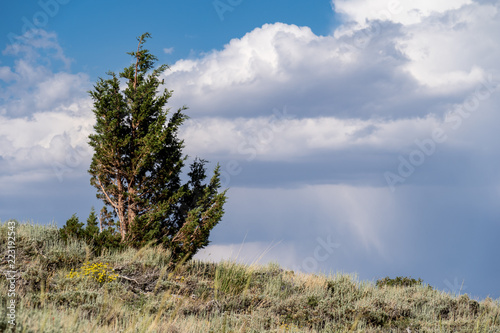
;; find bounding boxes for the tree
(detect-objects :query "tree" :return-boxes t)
[88,33,227,262]
[59,210,122,255]
[60,214,84,243]
[85,207,100,242]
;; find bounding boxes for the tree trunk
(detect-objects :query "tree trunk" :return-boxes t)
[116,177,127,241]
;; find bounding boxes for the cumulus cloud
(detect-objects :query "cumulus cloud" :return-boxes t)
[2,3,498,200]
[0,66,18,82]
[180,114,444,163]
[3,29,72,68]
[0,30,89,118]
[163,5,500,131]
[333,0,473,26]
[0,30,94,188]
[333,0,500,90]
[395,3,500,90]
[163,22,422,120]
[160,0,500,195]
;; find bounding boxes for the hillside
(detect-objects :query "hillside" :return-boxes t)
[1,221,499,332]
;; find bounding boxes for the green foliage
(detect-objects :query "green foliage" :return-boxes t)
[87,33,227,262]
[214,261,252,298]
[84,207,100,242]
[59,214,84,243]
[164,161,228,262]
[307,295,319,308]
[375,276,424,288]
[91,229,123,255]
[59,210,122,255]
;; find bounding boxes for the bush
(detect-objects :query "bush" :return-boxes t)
[59,209,123,255]
[375,276,423,288]
[60,214,84,243]
[66,262,119,284]
[214,261,252,298]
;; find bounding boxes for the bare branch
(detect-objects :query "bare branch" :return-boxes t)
[118,275,140,284]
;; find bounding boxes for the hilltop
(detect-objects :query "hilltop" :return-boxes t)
[1,221,499,332]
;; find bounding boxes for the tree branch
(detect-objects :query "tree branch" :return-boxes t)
[118,274,140,284]
[97,178,119,210]
[134,35,145,90]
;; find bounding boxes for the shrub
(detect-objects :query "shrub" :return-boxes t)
[375,276,423,288]
[214,261,252,298]
[66,262,119,284]
[60,214,84,243]
[60,210,123,255]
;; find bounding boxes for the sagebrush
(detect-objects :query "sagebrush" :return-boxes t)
[1,221,499,333]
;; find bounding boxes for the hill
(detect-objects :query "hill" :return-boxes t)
[1,221,499,332]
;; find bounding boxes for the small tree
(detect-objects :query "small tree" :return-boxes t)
[60,210,122,255]
[85,207,100,242]
[60,214,84,243]
[88,33,227,262]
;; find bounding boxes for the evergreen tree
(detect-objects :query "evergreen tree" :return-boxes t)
[85,207,100,242]
[60,214,84,243]
[88,33,227,261]
[59,210,122,254]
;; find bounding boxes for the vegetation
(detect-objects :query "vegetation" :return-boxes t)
[59,210,124,256]
[375,276,424,289]
[87,33,227,262]
[66,262,119,284]
[1,221,499,332]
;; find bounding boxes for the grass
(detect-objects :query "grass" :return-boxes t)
[1,220,499,332]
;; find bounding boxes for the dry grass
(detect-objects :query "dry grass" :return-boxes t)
[1,221,499,332]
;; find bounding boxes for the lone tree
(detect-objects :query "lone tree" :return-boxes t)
[88,33,227,262]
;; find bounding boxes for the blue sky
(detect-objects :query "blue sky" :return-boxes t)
[1,0,500,300]
[1,0,335,80]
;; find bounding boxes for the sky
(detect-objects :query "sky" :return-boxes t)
[1,0,499,299]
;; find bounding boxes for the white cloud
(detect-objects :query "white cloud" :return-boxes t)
[3,2,499,191]
[0,66,18,82]
[0,30,94,185]
[3,29,72,68]
[158,1,500,189]
[166,23,317,89]
[332,1,500,89]
[1,58,90,117]
[0,110,94,183]
[180,115,444,162]
[163,47,174,54]
[395,3,500,89]
[34,72,90,110]
[164,23,389,118]
[163,8,500,124]
[194,241,290,266]
[333,0,473,26]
